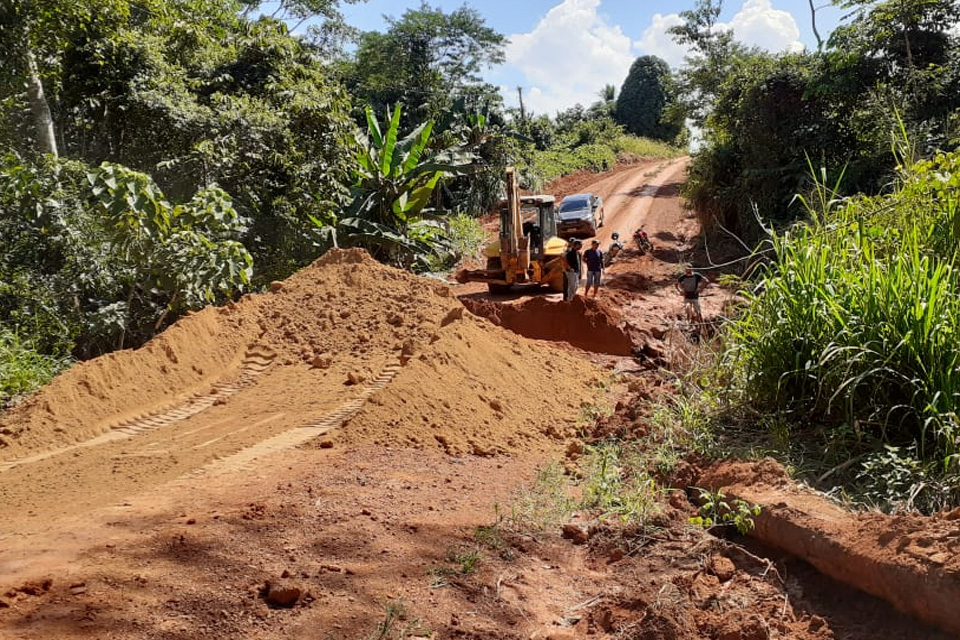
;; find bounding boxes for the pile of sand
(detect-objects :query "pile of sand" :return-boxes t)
[333,309,604,456]
[0,249,604,461]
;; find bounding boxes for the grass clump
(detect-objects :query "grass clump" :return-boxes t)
[504,462,576,532]
[718,151,960,511]
[580,442,661,526]
[0,328,71,407]
[363,600,430,640]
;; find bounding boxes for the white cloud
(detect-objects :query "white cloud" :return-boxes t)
[636,13,688,68]
[505,0,635,115]
[635,0,803,67]
[729,0,803,53]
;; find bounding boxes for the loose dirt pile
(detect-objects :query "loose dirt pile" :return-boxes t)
[460,296,636,356]
[333,308,605,456]
[0,249,603,463]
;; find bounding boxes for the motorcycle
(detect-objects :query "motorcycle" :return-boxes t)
[634,228,653,255]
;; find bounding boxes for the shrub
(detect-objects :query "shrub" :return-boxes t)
[0,329,71,406]
[721,151,960,477]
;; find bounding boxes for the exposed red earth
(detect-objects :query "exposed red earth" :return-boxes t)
[0,160,956,640]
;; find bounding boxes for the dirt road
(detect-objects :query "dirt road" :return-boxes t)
[0,161,953,640]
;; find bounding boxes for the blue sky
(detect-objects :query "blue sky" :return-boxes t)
[332,0,848,115]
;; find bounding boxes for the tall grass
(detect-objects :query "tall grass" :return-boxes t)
[0,328,71,406]
[611,135,684,160]
[722,151,960,470]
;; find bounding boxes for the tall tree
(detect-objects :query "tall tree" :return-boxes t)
[615,56,680,141]
[343,2,506,126]
[238,0,364,54]
[667,0,749,126]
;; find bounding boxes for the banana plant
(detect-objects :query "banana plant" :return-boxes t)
[324,103,475,269]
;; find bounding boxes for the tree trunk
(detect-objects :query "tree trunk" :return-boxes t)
[24,44,58,158]
[807,0,823,50]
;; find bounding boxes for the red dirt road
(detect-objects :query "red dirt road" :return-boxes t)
[0,161,955,640]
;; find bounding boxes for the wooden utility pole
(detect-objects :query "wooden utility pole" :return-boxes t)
[516,86,526,126]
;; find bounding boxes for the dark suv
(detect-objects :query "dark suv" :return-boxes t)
[556,193,604,239]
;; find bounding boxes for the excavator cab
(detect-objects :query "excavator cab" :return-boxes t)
[455,168,567,293]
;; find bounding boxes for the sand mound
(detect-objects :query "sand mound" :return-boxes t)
[334,310,604,455]
[0,249,603,462]
[0,306,259,459]
[461,296,635,356]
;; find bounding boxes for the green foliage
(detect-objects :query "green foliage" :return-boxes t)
[343,3,506,127]
[0,329,71,406]
[519,108,680,189]
[615,55,681,141]
[719,151,960,502]
[425,213,486,271]
[612,136,685,161]
[327,104,475,270]
[0,153,251,358]
[689,488,761,534]
[504,462,576,533]
[580,443,661,525]
[429,548,482,588]
[676,0,960,241]
[89,163,253,308]
[530,144,617,185]
[2,1,356,284]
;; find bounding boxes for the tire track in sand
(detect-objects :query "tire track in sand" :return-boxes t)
[0,346,277,473]
[181,361,402,478]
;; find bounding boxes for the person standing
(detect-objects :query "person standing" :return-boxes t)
[563,239,583,301]
[583,239,604,297]
[675,264,709,324]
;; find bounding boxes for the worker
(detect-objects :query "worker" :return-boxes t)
[604,232,623,267]
[563,239,583,302]
[583,239,604,297]
[675,264,709,324]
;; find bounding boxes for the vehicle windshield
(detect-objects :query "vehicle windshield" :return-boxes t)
[558,197,590,219]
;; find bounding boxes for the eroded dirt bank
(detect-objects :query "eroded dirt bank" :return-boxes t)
[460,295,636,356]
[701,459,960,636]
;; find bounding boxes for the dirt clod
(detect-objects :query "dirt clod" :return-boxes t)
[710,555,736,582]
[261,581,301,608]
[561,523,590,545]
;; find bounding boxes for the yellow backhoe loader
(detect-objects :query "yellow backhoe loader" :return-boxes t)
[455,167,568,293]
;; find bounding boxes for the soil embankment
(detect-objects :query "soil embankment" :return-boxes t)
[460,295,635,356]
[701,459,960,636]
[0,249,604,541]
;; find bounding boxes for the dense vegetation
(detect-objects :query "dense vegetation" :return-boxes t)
[661,0,960,511]
[711,150,960,512]
[614,55,680,142]
[0,0,677,402]
[672,0,960,238]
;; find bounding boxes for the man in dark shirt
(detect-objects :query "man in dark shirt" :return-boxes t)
[583,239,604,297]
[675,264,709,323]
[563,239,582,302]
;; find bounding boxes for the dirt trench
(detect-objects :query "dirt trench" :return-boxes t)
[460,295,636,356]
